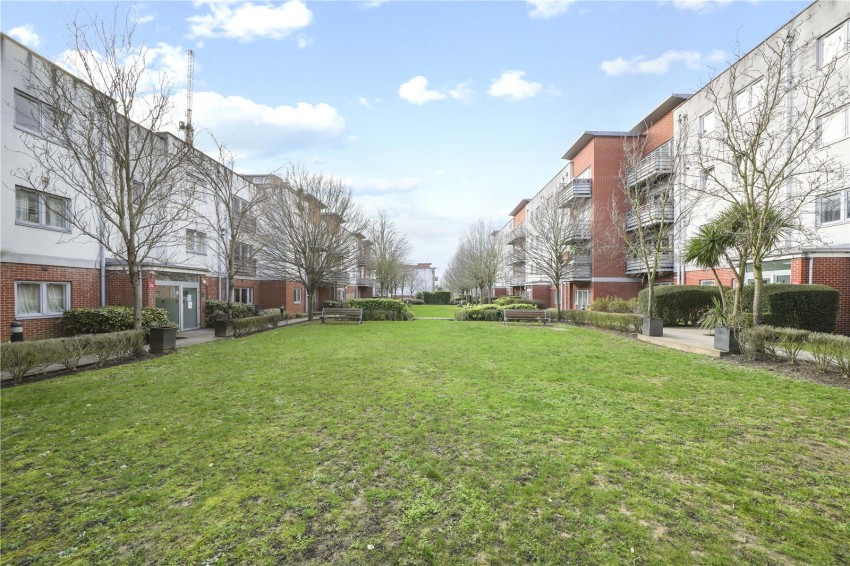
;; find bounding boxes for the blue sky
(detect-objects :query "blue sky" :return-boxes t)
[2,0,810,276]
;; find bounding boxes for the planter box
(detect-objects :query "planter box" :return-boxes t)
[149,326,178,354]
[214,320,234,337]
[641,317,663,337]
[714,326,740,353]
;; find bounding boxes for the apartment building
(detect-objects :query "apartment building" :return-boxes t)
[674,0,850,333]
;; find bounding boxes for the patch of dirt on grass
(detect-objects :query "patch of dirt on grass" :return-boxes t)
[722,356,850,390]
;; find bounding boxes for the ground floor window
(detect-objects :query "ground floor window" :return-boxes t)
[294,287,302,304]
[699,280,715,286]
[234,287,253,304]
[15,281,70,317]
[575,289,590,310]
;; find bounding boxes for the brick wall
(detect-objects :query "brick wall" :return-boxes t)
[1,262,101,340]
[811,257,850,335]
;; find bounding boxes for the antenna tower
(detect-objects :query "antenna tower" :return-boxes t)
[180,49,195,146]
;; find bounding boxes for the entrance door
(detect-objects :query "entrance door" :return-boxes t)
[155,285,180,327]
[182,287,199,330]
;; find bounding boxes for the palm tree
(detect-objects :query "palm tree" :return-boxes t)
[684,221,734,312]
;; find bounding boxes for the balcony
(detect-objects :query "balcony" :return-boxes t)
[506,225,526,244]
[356,277,377,287]
[566,221,591,242]
[563,255,591,281]
[506,274,526,287]
[236,259,257,277]
[625,141,672,188]
[625,203,674,231]
[357,251,372,266]
[625,253,674,275]
[558,178,592,208]
[509,248,526,265]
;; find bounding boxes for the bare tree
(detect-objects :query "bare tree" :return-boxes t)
[611,131,690,318]
[459,220,504,302]
[367,210,410,297]
[11,9,194,329]
[258,164,365,320]
[403,266,425,298]
[688,14,848,323]
[188,135,271,318]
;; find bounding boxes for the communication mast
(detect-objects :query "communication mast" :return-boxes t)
[179,49,195,147]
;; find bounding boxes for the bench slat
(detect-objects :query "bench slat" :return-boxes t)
[503,309,549,325]
[320,308,363,324]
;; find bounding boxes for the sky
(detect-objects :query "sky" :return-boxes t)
[2,0,811,279]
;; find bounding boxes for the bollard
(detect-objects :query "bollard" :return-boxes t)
[10,320,24,342]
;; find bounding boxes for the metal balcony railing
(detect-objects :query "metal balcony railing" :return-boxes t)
[506,225,526,244]
[509,248,527,265]
[625,253,674,275]
[566,221,591,242]
[235,259,257,277]
[625,141,672,187]
[625,203,674,231]
[563,255,591,281]
[356,277,376,287]
[558,178,592,208]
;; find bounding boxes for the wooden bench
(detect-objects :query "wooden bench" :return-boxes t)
[320,308,363,324]
[503,309,550,325]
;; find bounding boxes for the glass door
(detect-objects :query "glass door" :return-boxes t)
[182,287,199,330]
[155,285,180,327]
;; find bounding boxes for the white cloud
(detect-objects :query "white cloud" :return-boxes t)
[137,15,156,25]
[448,80,474,102]
[296,34,312,48]
[488,70,543,100]
[398,76,446,105]
[188,0,313,42]
[9,24,40,48]
[361,0,390,7]
[358,97,371,108]
[600,49,726,76]
[344,176,423,195]
[527,0,577,19]
[669,0,736,15]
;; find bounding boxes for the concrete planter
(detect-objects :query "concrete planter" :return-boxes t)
[714,326,740,353]
[149,326,178,354]
[641,317,663,337]
[214,320,234,337]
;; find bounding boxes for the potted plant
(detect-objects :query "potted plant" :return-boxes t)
[149,324,178,354]
[641,317,663,337]
[699,297,740,353]
[213,311,234,337]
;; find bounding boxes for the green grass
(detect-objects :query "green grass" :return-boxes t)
[2,321,849,564]
[408,304,457,317]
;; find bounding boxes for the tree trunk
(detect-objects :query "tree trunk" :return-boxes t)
[645,280,655,318]
[710,266,727,312]
[555,284,562,321]
[752,262,764,325]
[307,288,314,321]
[129,265,143,330]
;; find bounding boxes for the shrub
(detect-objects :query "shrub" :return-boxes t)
[420,291,451,305]
[347,298,410,315]
[363,310,414,321]
[204,301,256,326]
[738,326,777,361]
[776,327,810,365]
[406,298,425,305]
[233,314,284,337]
[728,284,839,333]
[637,286,721,326]
[807,333,850,377]
[546,309,642,333]
[62,307,171,335]
[0,330,145,383]
[588,296,637,314]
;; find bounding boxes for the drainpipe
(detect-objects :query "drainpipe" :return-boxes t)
[99,243,106,306]
[808,255,813,285]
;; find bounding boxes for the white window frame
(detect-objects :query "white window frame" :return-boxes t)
[817,189,849,226]
[15,186,71,232]
[816,106,849,149]
[734,79,762,116]
[574,289,590,311]
[818,20,850,68]
[14,89,48,136]
[234,287,253,304]
[186,229,206,255]
[294,287,302,304]
[699,280,715,286]
[699,111,715,136]
[14,281,71,318]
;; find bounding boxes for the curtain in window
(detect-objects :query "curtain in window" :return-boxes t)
[16,284,40,314]
[16,191,39,223]
[46,284,67,313]
[45,196,68,228]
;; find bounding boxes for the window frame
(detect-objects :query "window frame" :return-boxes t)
[699,110,715,136]
[186,229,206,255]
[818,20,850,68]
[14,89,47,136]
[574,289,590,311]
[294,287,302,304]
[817,189,849,226]
[699,280,715,286]
[816,105,849,149]
[733,79,762,117]
[234,287,253,304]
[15,186,71,232]
[14,281,71,319]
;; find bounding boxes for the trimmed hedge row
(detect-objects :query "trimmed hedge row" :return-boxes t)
[418,291,451,305]
[637,286,721,326]
[493,296,546,309]
[204,300,257,326]
[1,330,145,384]
[62,307,171,335]
[233,313,286,337]
[546,309,643,333]
[729,284,839,333]
[455,304,538,321]
[588,296,638,314]
[738,325,849,377]
[347,298,410,314]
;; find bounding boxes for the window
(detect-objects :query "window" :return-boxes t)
[817,190,850,225]
[15,187,70,231]
[234,242,252,262]
[234,288,253,304]
[294,287,302,304]
[574,289,590,311]
[818,20,849,67]
[817,106,849,148]
[700,167,714,191]
[15,281,70,317]
[699,280,715,286]
[734,80,762,116]
[14,89,48,135]
[186,229,206,254]
[699,111,715,136]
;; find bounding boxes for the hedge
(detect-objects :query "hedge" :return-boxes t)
[588,296,638,314]
[727,284,839,333]
[738,325,849,377]
[347,298,410,314]
[62,307,171,335]
[1,330,145,384]
[493,296,545,309]
[637,286,721,326]
[204,300,257,326]
[420,291,452,305]
[455,303,538,321]
[233,313,285,337]
[545,309,643,333]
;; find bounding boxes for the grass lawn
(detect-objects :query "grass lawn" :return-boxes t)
[2,321,849,563]
[408,304,457,317]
